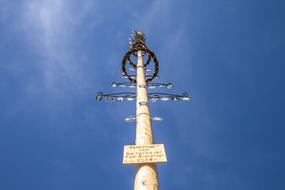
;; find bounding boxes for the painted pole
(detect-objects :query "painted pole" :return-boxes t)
[134,50,159,190]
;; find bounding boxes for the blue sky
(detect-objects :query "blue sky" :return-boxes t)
[0,0,284,189]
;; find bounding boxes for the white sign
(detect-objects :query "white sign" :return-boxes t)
[123,144,167,164]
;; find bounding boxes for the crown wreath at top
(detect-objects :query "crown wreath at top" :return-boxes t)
[121,32,159,84]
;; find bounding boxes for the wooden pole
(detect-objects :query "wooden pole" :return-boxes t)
[134,50,159,190]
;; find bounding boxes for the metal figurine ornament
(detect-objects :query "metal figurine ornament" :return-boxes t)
[96,31,190,190]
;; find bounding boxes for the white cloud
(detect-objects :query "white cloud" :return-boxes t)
[21,0,99,94]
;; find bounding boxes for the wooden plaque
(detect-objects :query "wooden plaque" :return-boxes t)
[123,144,167,164]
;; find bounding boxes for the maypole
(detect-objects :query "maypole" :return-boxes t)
[96,31,190,190]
